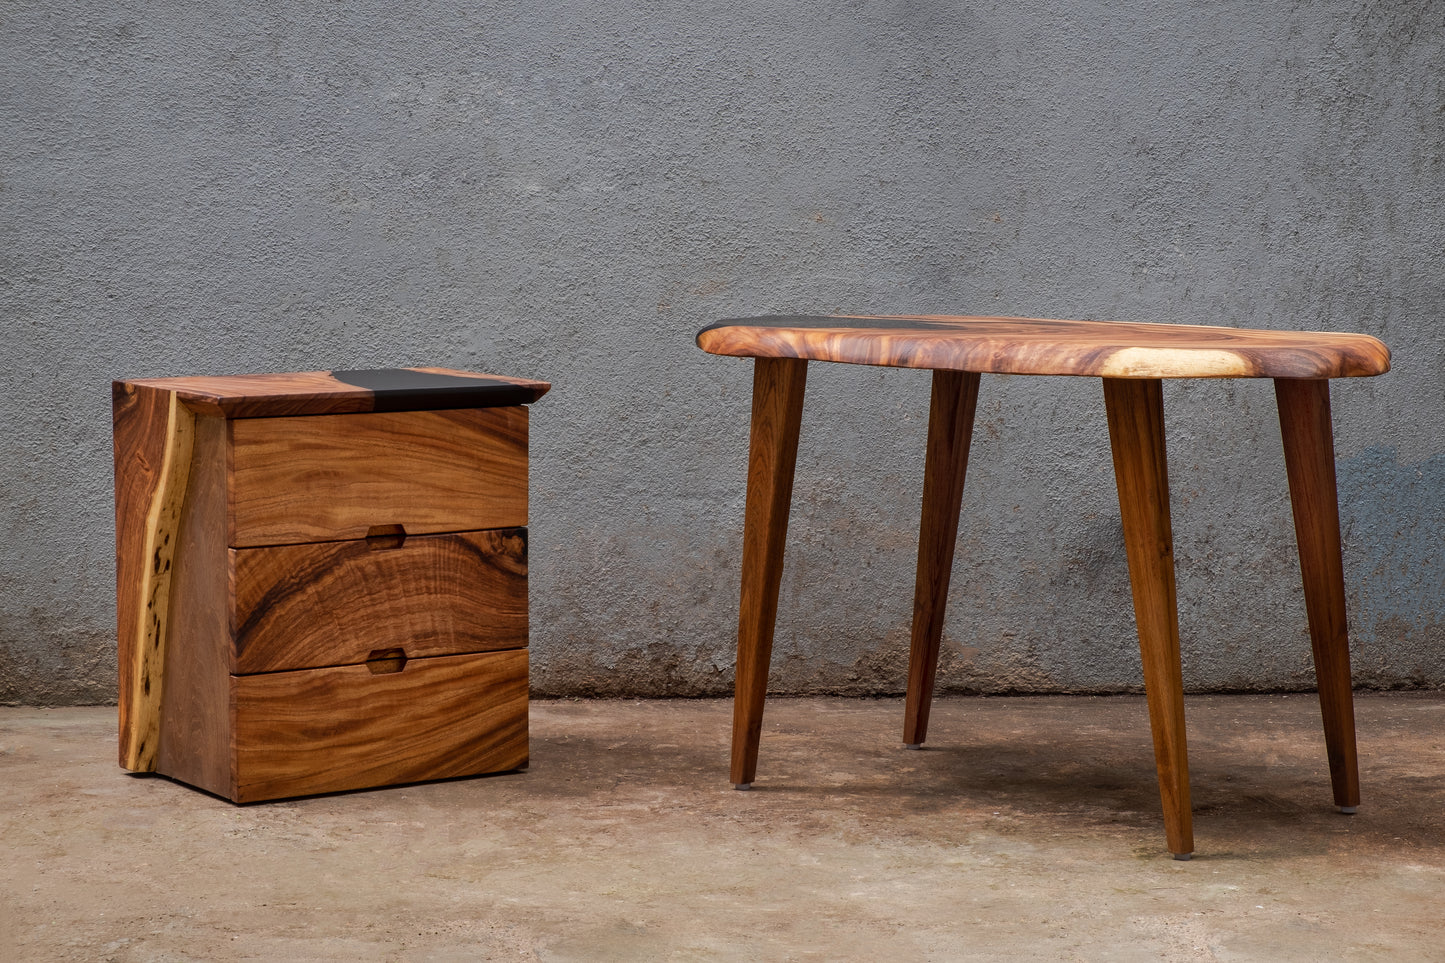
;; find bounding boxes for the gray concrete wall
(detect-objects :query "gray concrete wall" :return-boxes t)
[2,1,1441,705]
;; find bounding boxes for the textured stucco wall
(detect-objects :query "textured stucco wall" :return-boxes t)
[2,2,1441,705]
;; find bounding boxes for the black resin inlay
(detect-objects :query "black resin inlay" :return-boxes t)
[696,314,969,339]
[330,368,544,411]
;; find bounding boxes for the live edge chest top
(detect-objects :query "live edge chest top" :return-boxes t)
[114,367,549,802]
[696,315,1390,858]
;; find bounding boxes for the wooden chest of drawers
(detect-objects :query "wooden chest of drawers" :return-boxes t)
[113,367,549,802]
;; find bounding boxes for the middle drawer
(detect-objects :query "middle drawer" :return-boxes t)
[230,528,528,674]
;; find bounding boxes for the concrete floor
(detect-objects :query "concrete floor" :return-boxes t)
[2,694,1442,962]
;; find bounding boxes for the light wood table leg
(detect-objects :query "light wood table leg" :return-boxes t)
[903,370,981,747]
[730,357,808,788]
[1104,377,1194,858]
[1275,377,1360,811]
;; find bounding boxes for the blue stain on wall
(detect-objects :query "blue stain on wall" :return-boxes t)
[1337,448,1444,686]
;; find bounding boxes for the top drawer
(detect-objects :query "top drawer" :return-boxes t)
[228,407,528,547]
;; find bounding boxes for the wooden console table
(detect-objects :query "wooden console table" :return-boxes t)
[696,315,1390,858]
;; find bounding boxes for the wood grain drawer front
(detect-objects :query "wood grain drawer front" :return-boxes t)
[231,529,528,674]
[232,649,528,802]
[229,407,528,547]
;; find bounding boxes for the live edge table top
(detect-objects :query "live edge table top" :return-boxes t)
[696,315,1390,380]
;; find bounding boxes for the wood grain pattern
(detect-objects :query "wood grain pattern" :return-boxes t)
[229,407,528,546]
[114,381,169,770]
[232,649,529,802]
[698,315,1391,380]
[113,384,196,771]
[731,357,808,787]
[1276,378,1361,809]
[153,414,234,794]
[123,367,550,419]
[115,367,537,802]
[1104,377,1193,857]
[903,370,981,747]
[231,529,528,673]
[702,318,1384,853]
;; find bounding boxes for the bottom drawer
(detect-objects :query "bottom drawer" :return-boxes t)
[232,648,528,802]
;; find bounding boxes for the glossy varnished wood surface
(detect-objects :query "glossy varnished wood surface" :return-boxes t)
[731,357,808,788]
[703,314,1385,854]
[1276,378,1360,809]
[113,382,196,771]
[122,367,551,418]
[153,414,233,794]
[1104,378,1193,857]
[232,649,529,802]
[228,407,528,546]
[114,368,538,802]
[698,315,1391,379]
[231,529,529,674]
[903,370,981,747]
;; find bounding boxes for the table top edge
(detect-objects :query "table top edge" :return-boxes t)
[695,315,1391,379]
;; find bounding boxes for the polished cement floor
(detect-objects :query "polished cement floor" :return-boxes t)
[2,693,1442,961]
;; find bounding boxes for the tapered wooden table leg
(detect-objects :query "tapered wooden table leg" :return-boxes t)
[903,370,981,747]
[1104,377,1193,858]
[730,357,808,788]
[1275,378,1360,811]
